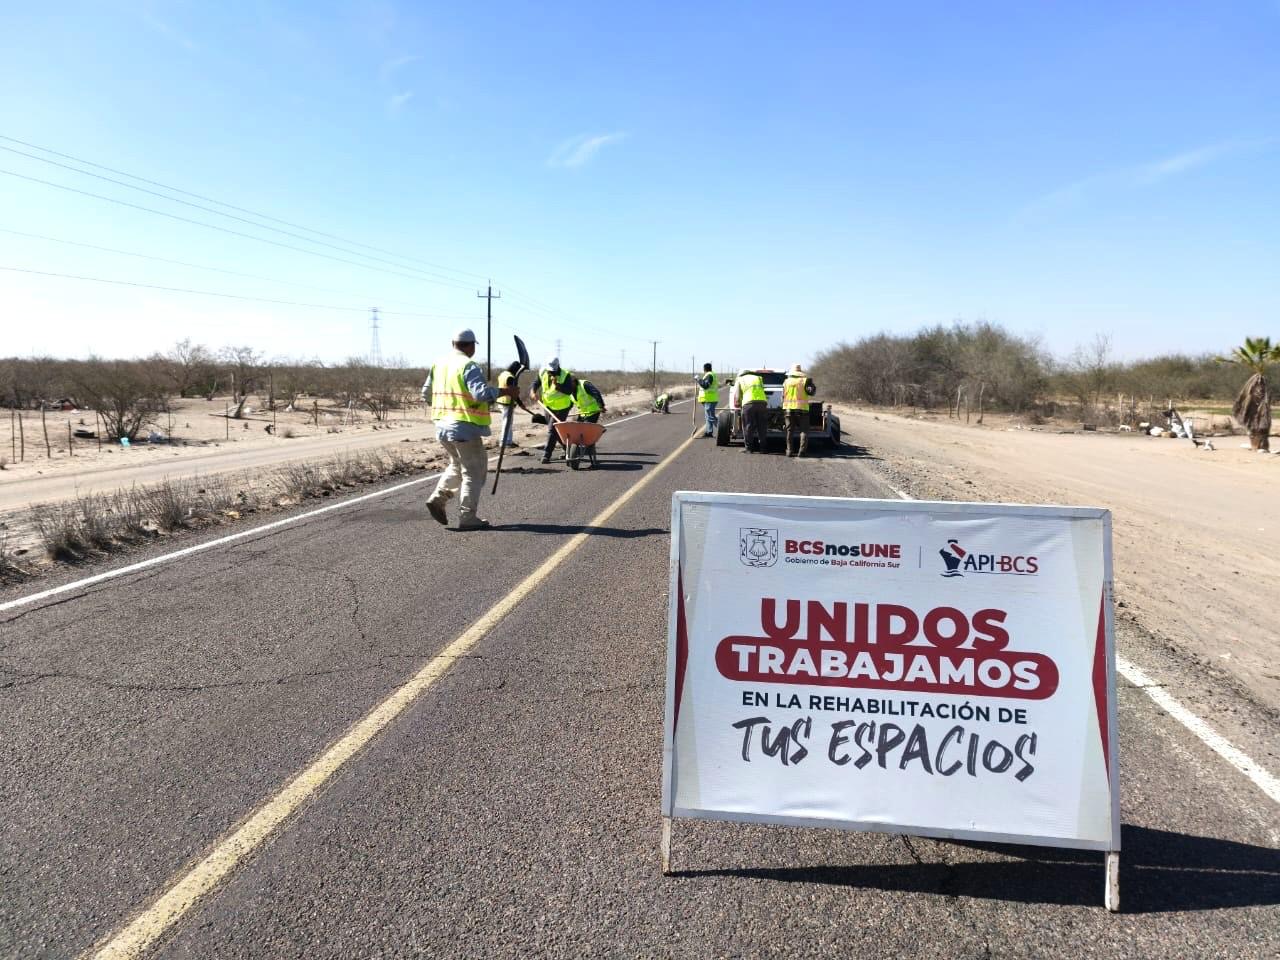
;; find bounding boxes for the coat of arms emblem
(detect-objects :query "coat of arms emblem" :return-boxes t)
[739,528,779,568]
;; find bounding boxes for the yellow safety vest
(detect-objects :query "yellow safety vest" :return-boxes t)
[576,382,602,418]
[497,370,515,406]
[430,353,491,427]
[541,369,574,411]
[738,373,767,404]
[783,374,809,411]
[698,372,719,404]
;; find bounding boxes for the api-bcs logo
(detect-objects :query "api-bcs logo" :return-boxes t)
[939,539,1038,578]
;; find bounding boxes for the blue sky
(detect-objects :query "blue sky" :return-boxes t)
[1,1,1277,372]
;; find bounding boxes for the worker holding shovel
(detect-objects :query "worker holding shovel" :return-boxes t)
[421,328,520,531]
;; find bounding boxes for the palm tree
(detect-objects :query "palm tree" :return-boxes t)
[1217,337,1280,452]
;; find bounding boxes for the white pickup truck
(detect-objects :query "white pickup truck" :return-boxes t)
[715,369,841,449]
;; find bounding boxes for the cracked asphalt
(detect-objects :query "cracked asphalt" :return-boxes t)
[2,410,1279,958]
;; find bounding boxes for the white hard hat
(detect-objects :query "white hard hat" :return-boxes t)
[545,357,561,371]
[453,328,477,344]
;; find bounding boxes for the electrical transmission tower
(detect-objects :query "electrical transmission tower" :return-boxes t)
[368,307,382,367]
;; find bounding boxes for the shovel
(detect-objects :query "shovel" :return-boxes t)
[491,334,531,495]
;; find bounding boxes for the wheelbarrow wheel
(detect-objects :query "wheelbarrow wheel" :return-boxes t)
[567,443,582,470]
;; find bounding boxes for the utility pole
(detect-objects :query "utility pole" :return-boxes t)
[555,338,562,361]
[477,283,500,379]
[368,308,382,367]
[649,340,660,398]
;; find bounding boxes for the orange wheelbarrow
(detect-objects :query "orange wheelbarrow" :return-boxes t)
[554,420,606,470]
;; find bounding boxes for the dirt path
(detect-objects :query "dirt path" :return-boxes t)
[843,406,1280,712]
[0,388,661,515]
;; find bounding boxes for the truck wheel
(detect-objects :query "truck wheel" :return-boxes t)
[716,414,732,446]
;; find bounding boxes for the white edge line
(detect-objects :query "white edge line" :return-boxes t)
[883,477,1280,806]
[0,406,667,616]
[1116,657,1280,804]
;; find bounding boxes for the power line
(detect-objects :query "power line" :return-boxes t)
[0,264,468,317]
[1,135,643,350]
[0,134,492,285]
[0,226,475,316]
[0,167,477,292]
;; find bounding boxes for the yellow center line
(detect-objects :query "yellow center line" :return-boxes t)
[88,433,696,960]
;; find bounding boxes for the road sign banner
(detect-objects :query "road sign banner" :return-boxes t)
[663,492,1119,857]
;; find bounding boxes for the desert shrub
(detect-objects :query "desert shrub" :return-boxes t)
[812,321,1049,411]
[31,502,93,562]
[139,479,195,532]
[0,533,28,582]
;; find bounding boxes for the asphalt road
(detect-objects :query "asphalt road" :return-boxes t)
[2,409,1278,958]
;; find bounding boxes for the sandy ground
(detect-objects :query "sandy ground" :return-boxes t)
[841,405,1280,712]
[0,389,665,511]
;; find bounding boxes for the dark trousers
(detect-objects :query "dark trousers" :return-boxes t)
[543,406,570,458]
[742,401,769,451]
[577,412,600,424]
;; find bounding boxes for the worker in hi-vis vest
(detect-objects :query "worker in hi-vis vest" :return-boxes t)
[736,369,768,453]
[574,379,606,423]
[421,328,519,530]
[782,363,816,457]
[532,357,578,464]
[695,362,719,437]
[496,360,521,447]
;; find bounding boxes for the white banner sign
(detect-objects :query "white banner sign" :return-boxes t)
[662,492,1119,852]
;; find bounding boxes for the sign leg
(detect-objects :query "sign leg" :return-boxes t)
[661,817,673,876]
[1104,851,1120,912]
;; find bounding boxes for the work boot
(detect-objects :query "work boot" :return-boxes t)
[457,517,492,531]
[426,497,448,526]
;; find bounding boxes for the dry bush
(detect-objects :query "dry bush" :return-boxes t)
[31,501,94,562]
[326,455,359,488]
[134,479,194,532]
[19,444,440,575]
[382,448,414,473]
[109,488,155,541]
[278,461,332,499]
[0,532,28,582]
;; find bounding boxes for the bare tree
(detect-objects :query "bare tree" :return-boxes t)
[73,358,166,441]
[159,339,216,398]
[220,346,263,418]
[1067,333,1115,411]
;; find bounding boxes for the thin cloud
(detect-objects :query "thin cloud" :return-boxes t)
[1017,138,1274,218]
[387,91,414,114]
[141,13,195,50]
[548,132,628,169]
[1138,141,1250,183]
[379,54,421,84]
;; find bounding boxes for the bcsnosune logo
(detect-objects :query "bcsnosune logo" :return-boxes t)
[739,528,779,567]
[938,538,1039,577]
